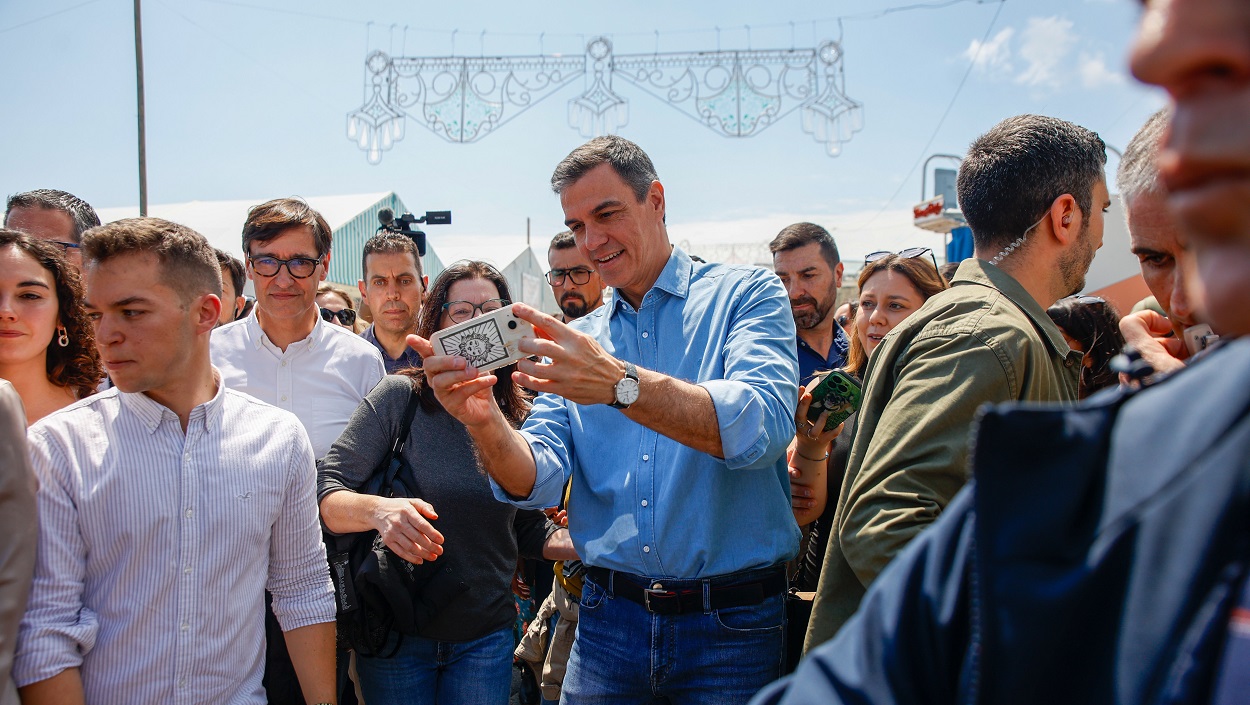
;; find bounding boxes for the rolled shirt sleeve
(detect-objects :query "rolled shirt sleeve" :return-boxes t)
[700,269,799,470]
[268,427,336,632]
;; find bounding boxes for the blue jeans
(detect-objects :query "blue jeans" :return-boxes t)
[561,567,786,705]
[355,626,514,705]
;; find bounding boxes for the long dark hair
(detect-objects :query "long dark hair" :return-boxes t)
[0,230,103,398]
[844,253,948,378]
[1047,295,1125,398]
[400,260,530,427]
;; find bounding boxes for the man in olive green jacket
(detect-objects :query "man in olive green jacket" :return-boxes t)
[805,114,1110,650]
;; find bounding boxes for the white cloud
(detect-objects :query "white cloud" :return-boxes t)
[964,27,1015,76]
[1015,16,1079,88]
[1078,51,1125,88]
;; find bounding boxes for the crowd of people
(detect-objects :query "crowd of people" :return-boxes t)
[0,0,1248,703]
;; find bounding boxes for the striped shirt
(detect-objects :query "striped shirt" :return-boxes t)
[14,376,336,704]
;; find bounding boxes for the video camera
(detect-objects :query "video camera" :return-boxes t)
[377,208,451,257]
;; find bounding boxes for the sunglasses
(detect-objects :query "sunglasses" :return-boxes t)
[320,307,357,326]
[864,247,939,271]
[1069,295,1106,306]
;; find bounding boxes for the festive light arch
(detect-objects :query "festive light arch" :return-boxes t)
[347,36,863,163]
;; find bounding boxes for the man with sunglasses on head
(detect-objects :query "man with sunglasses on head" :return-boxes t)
[210,197,383,705]
[804,114,1107,648]
[547,229,605,322]
[4,189,100,272]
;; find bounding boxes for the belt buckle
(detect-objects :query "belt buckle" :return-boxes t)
[643,583,671,614]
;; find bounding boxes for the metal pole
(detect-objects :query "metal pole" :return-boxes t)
[526,217,531,247]
[134,0,148,216]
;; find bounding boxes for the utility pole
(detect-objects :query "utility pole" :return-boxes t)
[134,0,148,216]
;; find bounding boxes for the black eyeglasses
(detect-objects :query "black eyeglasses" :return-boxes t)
[865,247,939,270]
[320,307,357,326]
[249,255,323,279]
[50,240,82,253]
[546,267,595,286]
[442,298,509,323]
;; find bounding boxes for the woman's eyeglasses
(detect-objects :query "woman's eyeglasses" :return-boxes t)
[320,307,357,326]
[864,247,939,271]
[442,298,509,323]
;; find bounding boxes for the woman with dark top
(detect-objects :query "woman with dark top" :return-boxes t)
[318,260,575,705]
[789,251,948,592]
[1046,294,1125,398]
[0,230,102,425]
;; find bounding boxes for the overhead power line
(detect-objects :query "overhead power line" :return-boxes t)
[856,0,1007,231]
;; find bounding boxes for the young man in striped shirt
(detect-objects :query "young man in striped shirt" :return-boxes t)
[14,217,337,705]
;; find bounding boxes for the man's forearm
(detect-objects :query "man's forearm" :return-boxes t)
[622,369,722,458]
[284,621,337,705]
[18,668,85,705]
[468,407,540,498]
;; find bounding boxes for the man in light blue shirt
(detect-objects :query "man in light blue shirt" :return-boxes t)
[417,135,800,704]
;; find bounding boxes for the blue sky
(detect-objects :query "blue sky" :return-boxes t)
[0,0,1162,261]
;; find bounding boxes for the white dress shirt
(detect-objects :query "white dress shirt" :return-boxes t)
[210,311,385,458]
[14,378,336,705]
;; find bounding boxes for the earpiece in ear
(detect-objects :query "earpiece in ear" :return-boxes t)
[1062,216,1071,226]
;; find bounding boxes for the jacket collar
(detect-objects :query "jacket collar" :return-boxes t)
[952,258,1073,357]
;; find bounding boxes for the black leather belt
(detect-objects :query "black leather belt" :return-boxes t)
[585,566,787,615]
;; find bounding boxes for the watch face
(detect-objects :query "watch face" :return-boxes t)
[615,378,640,406]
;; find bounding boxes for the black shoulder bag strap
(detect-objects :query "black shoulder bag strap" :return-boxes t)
[378,387,422,497]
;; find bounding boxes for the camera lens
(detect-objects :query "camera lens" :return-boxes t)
[508,321,517,329]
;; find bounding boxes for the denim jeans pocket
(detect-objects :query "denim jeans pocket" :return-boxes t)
[579,577,607,611]
[712,593,785,634]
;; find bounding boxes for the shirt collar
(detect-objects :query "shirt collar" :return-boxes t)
[118,368,228,434]
[610,246,693,316]
[952,258,1074,356]
[246,306,323,352]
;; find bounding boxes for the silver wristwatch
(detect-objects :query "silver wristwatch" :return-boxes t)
[609,361,640,409]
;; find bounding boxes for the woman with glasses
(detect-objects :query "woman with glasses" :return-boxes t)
[790,250,948,593]
[1046,295,1125,398]
[318,260,574,705]
[316,282,362,333]
[0,230,103,425]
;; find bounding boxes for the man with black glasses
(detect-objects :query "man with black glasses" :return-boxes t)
[547,230,604,322]
[804,115,1106,649]
[210,197,382,705]
[4,189,100,272]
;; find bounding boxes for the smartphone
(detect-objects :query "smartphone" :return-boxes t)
[430,303,537,373]
[1183,323,1218,356]
[805,369,862,432]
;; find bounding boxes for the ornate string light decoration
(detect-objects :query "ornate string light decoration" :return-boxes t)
[347,35,863,164]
